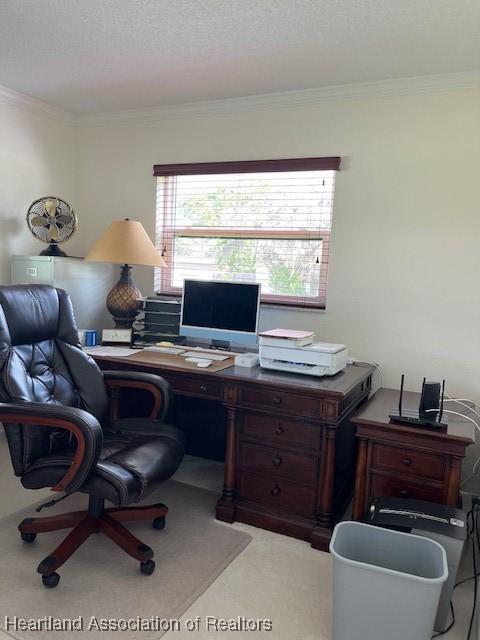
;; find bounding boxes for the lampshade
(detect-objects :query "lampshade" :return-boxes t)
[85,219,166,267]
[85,219,166,328]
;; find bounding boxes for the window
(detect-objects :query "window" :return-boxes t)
[154,157,340,308]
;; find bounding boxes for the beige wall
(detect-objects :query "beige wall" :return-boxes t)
[0,102,76,282]
[64,88,480,396]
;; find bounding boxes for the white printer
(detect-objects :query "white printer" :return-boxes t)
[259,329,347,377]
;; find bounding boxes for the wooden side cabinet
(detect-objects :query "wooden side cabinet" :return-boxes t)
[351,388,474,521]
[216,367,373,551]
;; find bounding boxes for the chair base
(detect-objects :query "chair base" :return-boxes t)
[18,496,168,588]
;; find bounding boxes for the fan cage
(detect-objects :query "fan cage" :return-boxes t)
[26,197,77,245]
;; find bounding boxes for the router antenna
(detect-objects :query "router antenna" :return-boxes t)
[419,377,426,412]
[398,374,405,416]
[439,380,445,423]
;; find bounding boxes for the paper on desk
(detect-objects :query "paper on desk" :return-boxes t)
[83,346,140,357]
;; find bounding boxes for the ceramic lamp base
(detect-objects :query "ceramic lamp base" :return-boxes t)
[106,264,142,328]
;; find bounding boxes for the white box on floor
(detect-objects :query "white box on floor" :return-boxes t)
[235,353,259,368]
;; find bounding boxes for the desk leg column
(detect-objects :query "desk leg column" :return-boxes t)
[446,456,463,507]
[311,425,336,550]
[216,407,237,523]
[352,437,368,521]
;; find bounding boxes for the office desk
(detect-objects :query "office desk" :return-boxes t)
[92,350,373,550]
[351,388,475,520]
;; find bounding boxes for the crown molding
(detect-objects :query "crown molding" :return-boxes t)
[0,84,75,125]
[1,71,479,129]
[76,70,480,129]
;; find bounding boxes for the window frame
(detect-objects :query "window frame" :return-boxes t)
[153,157,340,309]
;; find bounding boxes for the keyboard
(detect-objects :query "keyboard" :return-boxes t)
[183,351,230,361]
[144,346,186,355]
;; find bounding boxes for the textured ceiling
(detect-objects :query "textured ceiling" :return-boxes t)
[0,0,479,115]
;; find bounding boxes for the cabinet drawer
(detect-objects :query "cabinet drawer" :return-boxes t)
[242,413,322,450]
[239,387,321,418]
[240,442,317,485]
[239,472,316,516]
[372,443,445,482]
[171,376,222,399]
[370,473,444,504]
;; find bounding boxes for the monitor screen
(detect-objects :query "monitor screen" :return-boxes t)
[181,280,260,336]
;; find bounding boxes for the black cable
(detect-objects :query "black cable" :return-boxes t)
[457,507,480,588]
[466,508,475,537]
[456,572,480,589]
[35,493,70,512]
[432,503,479,639]
[466,512,479,640]
[476,509,480,558]
[431,602,455,637]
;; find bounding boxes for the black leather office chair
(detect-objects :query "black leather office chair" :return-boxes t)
[0,284,185,588]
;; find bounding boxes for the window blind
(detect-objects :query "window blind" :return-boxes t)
[154,157,340,308]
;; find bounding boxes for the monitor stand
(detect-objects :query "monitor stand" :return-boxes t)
[211,339,231,351]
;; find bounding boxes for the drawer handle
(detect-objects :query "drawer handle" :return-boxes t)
[200,385,207,392]
[402,458,412,466]
[275,425,284,435]
[399,490,409,497]
[273,396,282,404]
[271,485,281,496]
[272,455,282,466]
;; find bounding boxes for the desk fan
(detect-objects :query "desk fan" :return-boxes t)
[27,196,77,257]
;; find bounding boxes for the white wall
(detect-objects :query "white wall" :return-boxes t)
[0,101,76,283]
[71,87,479,397]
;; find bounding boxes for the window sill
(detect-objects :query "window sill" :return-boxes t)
[261,303,326,313]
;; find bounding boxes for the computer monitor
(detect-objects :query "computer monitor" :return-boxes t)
[180,279,261,348]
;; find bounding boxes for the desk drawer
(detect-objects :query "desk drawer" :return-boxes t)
[372,443,445,482]
[239,387,321,418]
[370,473,443,504]
[242,413,322,450]
[171,376,222,399]
[240,442,317,485]
[239,472,316,516]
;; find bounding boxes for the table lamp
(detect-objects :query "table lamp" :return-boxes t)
[85,219,166,327]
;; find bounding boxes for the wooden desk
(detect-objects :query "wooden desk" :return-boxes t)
[92,351,373,550]
[351,388,475,520]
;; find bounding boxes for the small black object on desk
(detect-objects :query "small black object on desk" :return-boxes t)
[389,374,447,432]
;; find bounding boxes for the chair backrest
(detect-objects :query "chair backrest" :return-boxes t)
[0,284,108,475]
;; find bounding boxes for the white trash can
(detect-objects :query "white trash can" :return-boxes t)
[329,521,448,640]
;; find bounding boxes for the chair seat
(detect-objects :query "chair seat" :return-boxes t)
[22,422,185,506]
[111,418,186,441]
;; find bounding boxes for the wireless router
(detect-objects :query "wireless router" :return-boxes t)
[389,375,447,432]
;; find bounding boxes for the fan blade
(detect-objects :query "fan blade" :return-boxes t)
[56,214,73,225]
[44,199,59,217]
[30,216,48,227]
[48,224,59,241]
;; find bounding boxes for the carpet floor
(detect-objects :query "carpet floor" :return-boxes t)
[0,481,251,640]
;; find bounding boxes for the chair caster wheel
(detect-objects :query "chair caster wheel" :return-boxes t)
[152,516,166,530]
[140,560,155,576]
[42,573,60,588]
[21,532,37,543]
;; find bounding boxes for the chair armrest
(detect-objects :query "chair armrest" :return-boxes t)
[103,370,172,421]
[0,402,103,494]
